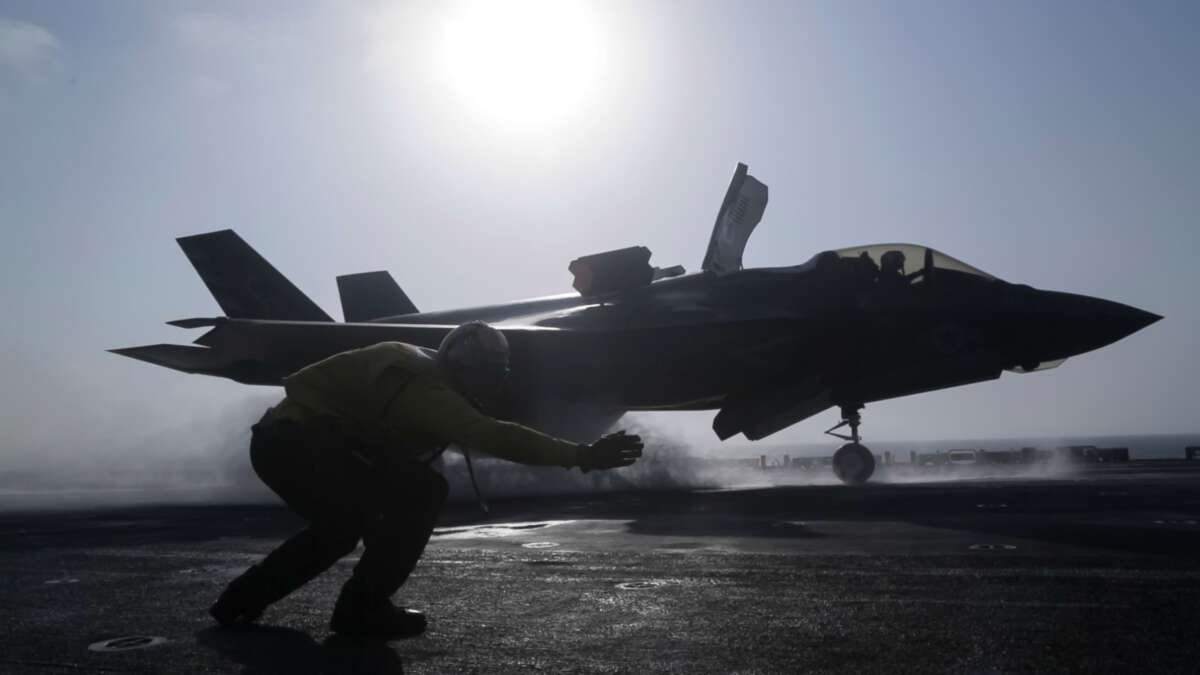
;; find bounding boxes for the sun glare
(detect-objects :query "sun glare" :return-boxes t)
[437,0,604,128]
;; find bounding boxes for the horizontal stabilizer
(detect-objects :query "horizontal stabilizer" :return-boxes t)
[177,230,333,322]
[108,344,231,375]
[336,271,418,322]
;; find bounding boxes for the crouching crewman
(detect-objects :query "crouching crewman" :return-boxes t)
[209,321,643,638]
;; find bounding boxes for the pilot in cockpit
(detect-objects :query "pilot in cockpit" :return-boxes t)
[878,250,906,289]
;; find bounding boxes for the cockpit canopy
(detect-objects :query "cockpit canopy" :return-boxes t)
[827,243,998,283]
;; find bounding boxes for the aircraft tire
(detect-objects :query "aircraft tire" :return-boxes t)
[833,443,875,485]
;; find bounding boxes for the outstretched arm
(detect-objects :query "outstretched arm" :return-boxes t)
[392,377,642,470]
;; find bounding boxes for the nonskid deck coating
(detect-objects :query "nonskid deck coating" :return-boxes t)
[2,462,1199,673]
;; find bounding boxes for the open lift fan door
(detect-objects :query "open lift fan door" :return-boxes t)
[701,162,768,275]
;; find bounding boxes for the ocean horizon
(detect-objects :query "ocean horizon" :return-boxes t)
[715,432,1200,462]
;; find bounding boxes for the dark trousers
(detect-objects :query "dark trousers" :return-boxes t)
[231,417,448,610]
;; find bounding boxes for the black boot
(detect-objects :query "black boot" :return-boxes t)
[209,522,362,626]
[330,578,427,638]
[209,565,270,625]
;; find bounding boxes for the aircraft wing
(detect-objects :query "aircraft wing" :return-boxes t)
[712,377,833,440]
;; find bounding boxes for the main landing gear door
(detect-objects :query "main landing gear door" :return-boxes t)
[701,162,769,275]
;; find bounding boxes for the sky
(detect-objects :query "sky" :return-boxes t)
[1,0,1197,473]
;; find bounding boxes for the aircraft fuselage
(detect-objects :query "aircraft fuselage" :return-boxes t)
[138,248,1156,443]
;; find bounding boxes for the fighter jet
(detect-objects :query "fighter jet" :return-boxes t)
[112,164,1160,484]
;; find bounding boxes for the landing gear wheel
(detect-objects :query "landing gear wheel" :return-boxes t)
[825,404,875,485]
[833,442,875,485]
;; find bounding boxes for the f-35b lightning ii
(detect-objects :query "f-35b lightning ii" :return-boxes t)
[113,164,1161,484]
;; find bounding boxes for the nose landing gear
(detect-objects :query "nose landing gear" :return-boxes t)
[826,405,875,485]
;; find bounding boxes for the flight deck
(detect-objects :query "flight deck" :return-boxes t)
[2,461,1198,673]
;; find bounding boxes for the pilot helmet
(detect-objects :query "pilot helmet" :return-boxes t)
[437,321,510,400]
[881,250,906,272]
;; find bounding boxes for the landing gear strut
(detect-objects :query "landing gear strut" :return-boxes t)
[825,405,875,485]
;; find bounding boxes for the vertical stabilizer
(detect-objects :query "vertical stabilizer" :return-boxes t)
[337,271,419,322]
[177,230,333,321]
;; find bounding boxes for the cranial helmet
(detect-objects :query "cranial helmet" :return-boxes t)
[437,321,510,379]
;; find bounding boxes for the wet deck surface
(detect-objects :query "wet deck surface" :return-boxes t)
[3,462,1200,673]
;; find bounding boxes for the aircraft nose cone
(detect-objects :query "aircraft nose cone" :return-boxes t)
[1114,304,1162,337]
[1032,291,1161,359]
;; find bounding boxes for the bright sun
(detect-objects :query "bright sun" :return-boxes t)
[437,0,604,128]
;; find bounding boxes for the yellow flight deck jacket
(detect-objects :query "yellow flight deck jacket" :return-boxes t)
[264,341,583,468]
